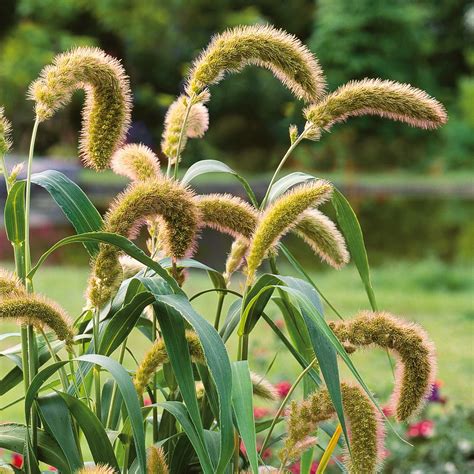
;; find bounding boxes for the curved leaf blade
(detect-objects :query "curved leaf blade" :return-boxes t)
[266,172,315,205]
[4,180,25,244]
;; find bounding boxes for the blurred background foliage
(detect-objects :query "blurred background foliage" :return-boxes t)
[0,0,472,172]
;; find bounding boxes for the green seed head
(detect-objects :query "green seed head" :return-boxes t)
[0,268,26,298]
[331,311,436,421]
[111,144,161,181]
[304,79,447,133]
[293,209,349,269]
[0,107,12,156]
[250,371,277,400]
[196,194,258,241]
[186,24,326,103]
[223,237,249,284]
[29,47,132,170]
[246,181,332,284]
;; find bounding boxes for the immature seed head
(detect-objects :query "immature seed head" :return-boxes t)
[330,311,436,421]
[87,178,199,307]
[186,24,326,103]
[250,372,278,401]
[111,144,160,181]
[293,209,349,269]
[282,382,384,473]
[223,237,249,283]
[76,465,116,474]
[246,181,332,284]
[148,445,169,474]
[196,194,258,241]
[161,95,209,163]
[0,107,12,156]
[134,330,204,395]
[0,294,75,346]
[29,47,132,170]
[304,79,447,133]
[0,268,25,298]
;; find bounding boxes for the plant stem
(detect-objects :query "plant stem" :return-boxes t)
[0,153,10,192]
[93,307,101,419]
[213,291,226,330]
[106,338,128,428]
[260,357,317,456]
[260,131,306,209]
[173,95,194,180]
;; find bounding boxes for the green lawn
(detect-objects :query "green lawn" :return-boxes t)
[1,259,473,424]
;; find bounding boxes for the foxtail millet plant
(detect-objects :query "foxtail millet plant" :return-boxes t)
[0,24,447,474]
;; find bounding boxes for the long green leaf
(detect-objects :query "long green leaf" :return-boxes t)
[57,391,119,470]
[231,361,258,474]
[31,170,103,256]
[331,188,378,311]
[0,423,70,473]
[266,172,315,205]
[4,180,25,244]
[37,394,83,471]
[181,159,258,206]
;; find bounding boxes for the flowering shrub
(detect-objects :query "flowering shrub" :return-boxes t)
[0,25,446,473]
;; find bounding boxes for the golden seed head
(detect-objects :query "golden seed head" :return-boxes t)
[0,107,12,156]
[111,144,161,181]
[250,372,278,400]
[76,465,117,474]
[331,311,436,421]
[246,181,332,284]
[147,445,169,474]
[304,78,447,132]
[293,209,349,269]
[0,294,75,346]
[196,194,258,242]
[186,24,326,103]
[29,47,132,170]
[161,95,209,163]
[0,268,26,298]
[87,178,199,307]
[223,237,249,284]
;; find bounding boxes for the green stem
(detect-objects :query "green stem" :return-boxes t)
[93,307,101,419]
[106,338,128,428]
[173,95,194,180]
[260,131,307,209]
[0,153,10,192]
[260,357,317,456]
[213,291,226,331]
[152,307,159,442]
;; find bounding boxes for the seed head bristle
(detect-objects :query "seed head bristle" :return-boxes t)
[0,107,12,156]
[330,311,436,421]
[134,330,204,395]
[29,47,132,170]
[161,95,209,163]
[0,268,26,298]
[304,78,447,133]
[148,445,169,474]
[293,209,349,269]
[87,178,199,307]
[186,24,326,103]
[111,144,161,181]
[250,372,278,400]
[223,237,249,283]
[196,194,258,241]
[76,465,116,474]
[246,181,332,284]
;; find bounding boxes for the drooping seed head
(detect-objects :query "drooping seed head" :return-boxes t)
[304,79,447,133]
[134,330,204,395]
[0,107,12,156]
[76,465,116,474]
[87,178,199,307]
[186,24,326,103]
[196,194,258,241]
[293,209,349,269]
[0,294,75,346]
[281,382,384,473]
[29,47,132,170]
[330,311,436,421]
[0,268,26,298]
[161,95,209,163]
[246,181,332,284]
[250,372,278,401]
[111,144,161,181]
[223,237,249,284]
[147,445,169,474]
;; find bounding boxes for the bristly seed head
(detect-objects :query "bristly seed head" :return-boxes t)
[250,371,278,400]
[29,47,132,170]
[304,79,447,132]
[148,445,169,474]
[0,107,12,156]
[87,178,199,307]
[186,24,326,103]
[330,311,436,421]
[0,268,26,298]
[111,144,161,181]
[76,465,117,474]
[293,209,349,269]
[223,237,249,284]
[0,294,75,346]
[161,95,209,163]
[246,181,332,284]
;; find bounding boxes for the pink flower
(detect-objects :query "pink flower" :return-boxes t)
[407,419,435,439]
[253,407,270,419]
[275,380,292,398]
[11,452,23,468]
[143,396,152,406]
